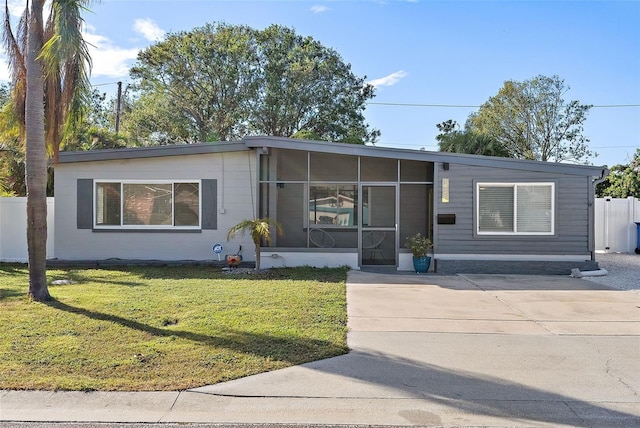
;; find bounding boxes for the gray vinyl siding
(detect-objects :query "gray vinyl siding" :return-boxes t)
[435,163,591,255]
[54,151,256,261]
[53,138,603,265]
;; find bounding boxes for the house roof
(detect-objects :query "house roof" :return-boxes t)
[244,136,607,178]
[57,141,248,163]
[57,136,607,178]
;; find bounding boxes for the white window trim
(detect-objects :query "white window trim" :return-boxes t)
[93,179,202,230]
[476,182,555,236]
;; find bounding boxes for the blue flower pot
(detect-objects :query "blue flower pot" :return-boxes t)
[413,256,431,273]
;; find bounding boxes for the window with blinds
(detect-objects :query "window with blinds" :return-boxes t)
[477,183,554,235]
[95,181,200,229]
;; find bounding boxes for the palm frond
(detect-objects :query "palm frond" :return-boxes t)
[227,218,283,245]
[2,1,26,85]
[3,1,27,133]
[37,0,94,161]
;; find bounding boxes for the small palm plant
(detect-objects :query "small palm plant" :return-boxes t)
[227,218,283,270]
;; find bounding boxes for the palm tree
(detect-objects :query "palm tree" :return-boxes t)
[227,218,283,270]
[3,0,93,301]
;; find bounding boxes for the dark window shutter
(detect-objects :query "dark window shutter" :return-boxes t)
[77,179,93,229]
[201,179,217,230]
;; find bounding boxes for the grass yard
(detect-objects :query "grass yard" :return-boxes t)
[0,264,348,391]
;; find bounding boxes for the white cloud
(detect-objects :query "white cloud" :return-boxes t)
[133,18,165,42]
[1,1,42,82]
[5,0,53,20]
[310,5,329,14]
[84,26,140,78]
[367,70,408,87]
[6,0,26,17]
[0,55,10,82]
[0,4,138,81]
[0,26,138,82]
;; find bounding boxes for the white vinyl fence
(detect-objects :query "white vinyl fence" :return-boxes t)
[0,197,55,262]
[1,197,639,263]
[594,197,640,253]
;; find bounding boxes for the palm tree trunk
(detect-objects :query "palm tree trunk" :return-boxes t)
[255,243,261,270]
[25,0,50,301]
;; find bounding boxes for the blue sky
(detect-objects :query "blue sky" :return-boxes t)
[3,0,639,167]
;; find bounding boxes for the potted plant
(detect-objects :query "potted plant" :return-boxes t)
[227,218,283,270]
[404,233,433,273]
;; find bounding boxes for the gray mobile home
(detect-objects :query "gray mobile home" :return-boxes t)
[54,136,607,274]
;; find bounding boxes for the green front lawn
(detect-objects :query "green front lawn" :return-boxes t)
[0,265,348,391]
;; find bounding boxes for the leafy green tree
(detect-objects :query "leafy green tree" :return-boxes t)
[436,120,510,157]
[120,87,199,145]
[128,23,260,144]
[0,83,20,195]
[3,0,93,301]
[2,87,120,196]
[64,89,129,151]
[0,125,26,196]
[254,25,378,144]
[468,75,593,163]
[596,149,640,198]
[125,23,378,145]
[0,132,23,196]
[85,89,112,129]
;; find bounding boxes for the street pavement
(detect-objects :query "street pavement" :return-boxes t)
[1,271,639,427]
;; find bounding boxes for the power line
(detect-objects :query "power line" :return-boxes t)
[367,102,479,108]
[85,87,639,109]
[366,102,640,109]
[91,82,123,87]
[590,105,640,108]
[591,146,639,149]
[377,142,637,150]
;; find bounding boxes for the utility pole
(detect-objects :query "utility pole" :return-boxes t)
[115,81,122,134]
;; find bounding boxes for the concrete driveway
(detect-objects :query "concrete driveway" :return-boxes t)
[189,271,640,426]
[2,271,639,427]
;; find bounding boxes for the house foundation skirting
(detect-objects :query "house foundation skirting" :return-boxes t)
[260,250,360,270]
[42,254,598,275]
[434,259,599,275]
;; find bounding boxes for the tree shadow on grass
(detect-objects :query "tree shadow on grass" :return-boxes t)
[48,270,146,288]
[46,298,347,364]
[131,265,348,283]
[0,288,24,300]
[43,264,347,284]
[50,266,347,287]
[0,263,28,276]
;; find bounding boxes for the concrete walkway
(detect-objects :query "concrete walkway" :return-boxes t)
[2,272,639,427]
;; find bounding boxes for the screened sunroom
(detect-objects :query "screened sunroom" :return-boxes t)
[257,147,434,268]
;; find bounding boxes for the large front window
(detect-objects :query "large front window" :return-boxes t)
[477,183,554,235]
[95,181,200,228]
[309,185,357,226]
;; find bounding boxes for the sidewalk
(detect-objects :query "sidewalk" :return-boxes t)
[2,272,639,426]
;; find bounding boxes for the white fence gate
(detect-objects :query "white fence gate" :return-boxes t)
[594,197,640,253]
[0,197,55,262]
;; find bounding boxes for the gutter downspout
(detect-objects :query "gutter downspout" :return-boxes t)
[589,168,609,261]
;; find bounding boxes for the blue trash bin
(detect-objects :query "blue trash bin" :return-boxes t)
[636,222,640,254]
